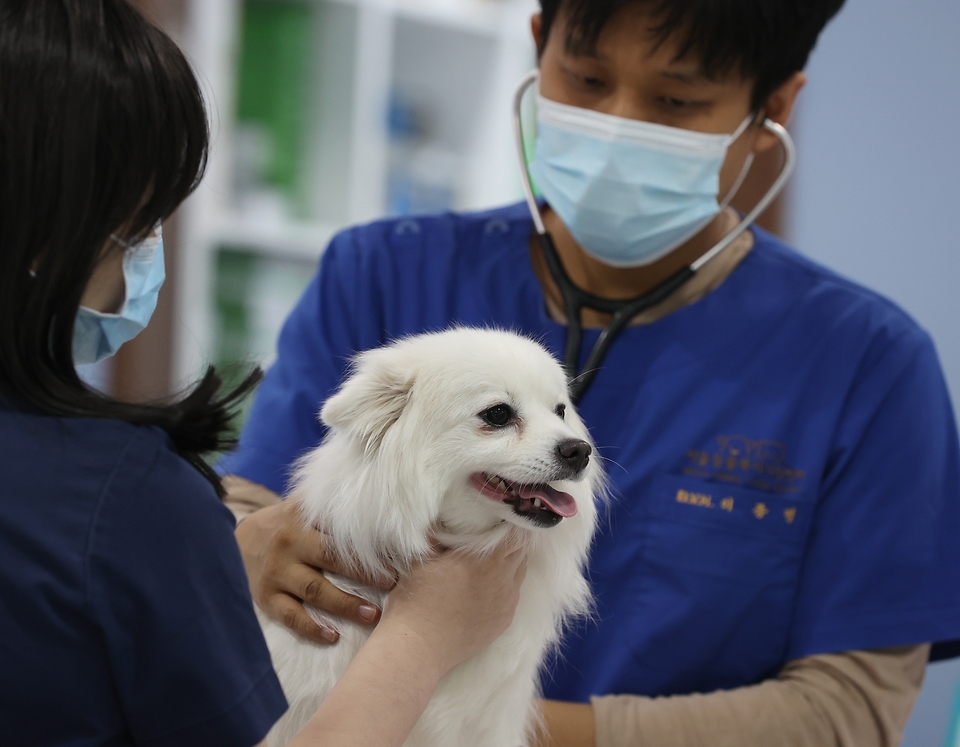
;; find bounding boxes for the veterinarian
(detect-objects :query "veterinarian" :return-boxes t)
[0,2,529,746]
[223,0,960,745]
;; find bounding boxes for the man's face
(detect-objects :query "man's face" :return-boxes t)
[535,3,761,198]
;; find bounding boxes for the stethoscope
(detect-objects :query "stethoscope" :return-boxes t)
[512,70,797,402]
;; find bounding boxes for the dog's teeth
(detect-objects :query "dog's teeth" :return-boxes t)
[534,498,543,508]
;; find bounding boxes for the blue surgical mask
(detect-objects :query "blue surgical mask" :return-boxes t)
[73,228,165,365]
[529,95,754,267]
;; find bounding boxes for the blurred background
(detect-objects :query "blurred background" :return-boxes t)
[103,0,959,742]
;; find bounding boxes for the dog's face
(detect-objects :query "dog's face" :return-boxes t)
[319,328,599,540]
[441,373,593,534]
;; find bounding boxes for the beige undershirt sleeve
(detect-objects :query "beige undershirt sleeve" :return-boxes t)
[592,644,930,747]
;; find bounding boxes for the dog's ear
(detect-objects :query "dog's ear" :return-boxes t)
[321,348,414,453]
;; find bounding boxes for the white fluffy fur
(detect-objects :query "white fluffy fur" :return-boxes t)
[260,328,602,747]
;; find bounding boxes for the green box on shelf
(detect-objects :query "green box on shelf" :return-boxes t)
[237,0,311,199]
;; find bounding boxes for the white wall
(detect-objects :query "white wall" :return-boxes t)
[789,0,960,412]
[787,0,960,743]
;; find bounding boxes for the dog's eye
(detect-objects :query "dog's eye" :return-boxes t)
[555,403,566,420]
[480,404,514,428]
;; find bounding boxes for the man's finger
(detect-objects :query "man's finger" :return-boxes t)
[270,594,339,644]
[295,529,397,591]
[287,565,382,626]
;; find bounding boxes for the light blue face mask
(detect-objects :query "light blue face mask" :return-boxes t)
[529,94,754,268]
[72,227,165,365]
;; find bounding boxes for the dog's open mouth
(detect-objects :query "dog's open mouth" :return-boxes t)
[470,472,577,528]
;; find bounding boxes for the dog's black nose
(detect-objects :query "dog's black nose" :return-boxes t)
[557,439,591,473]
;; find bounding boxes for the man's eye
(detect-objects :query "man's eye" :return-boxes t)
[480,404,514,427]
[659,96,709,111]
[562,67,607,92]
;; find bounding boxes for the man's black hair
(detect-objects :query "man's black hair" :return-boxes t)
[538,0,846,111]
[0,0,260,495]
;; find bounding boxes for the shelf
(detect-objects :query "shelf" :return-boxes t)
[326,0,536,40]
[174,0,536,383]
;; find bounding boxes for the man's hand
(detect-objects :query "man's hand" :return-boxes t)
[229,477,395,644]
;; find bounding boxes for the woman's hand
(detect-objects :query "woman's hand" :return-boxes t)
[229,477,393,643]
[379,538,529,676]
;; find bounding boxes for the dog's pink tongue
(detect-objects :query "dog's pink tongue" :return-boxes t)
[517,484,578,518]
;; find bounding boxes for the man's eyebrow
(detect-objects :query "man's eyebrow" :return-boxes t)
[564,40,607,60]
[660,69,710,84]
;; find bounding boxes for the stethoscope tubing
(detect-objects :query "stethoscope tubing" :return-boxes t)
[511,70,797,402]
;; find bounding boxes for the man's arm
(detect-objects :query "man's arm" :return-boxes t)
[223,475,283,524]
[537,644,929,747]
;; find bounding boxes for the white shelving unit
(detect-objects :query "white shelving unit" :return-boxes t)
[173,0,537,383]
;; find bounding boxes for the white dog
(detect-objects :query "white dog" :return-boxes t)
[260,328,602,747]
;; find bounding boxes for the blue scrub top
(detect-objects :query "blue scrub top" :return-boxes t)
[220,202,960,701]
[0,403,287,746]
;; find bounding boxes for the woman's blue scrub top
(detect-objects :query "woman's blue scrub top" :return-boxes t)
[0,407,287,746]
[220,202,960,701]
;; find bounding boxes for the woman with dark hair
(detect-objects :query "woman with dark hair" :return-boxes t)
[0,2,527,746]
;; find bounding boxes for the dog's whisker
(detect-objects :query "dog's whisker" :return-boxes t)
[568,367,601,386]
[591,443,624,451]
[594,454,629,474]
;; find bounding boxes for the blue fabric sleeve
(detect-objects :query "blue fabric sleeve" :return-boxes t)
[788,325,960,660]
[87,430,287,747]
[218,230,367,495]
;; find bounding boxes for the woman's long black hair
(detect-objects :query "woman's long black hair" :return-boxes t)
[0,0,260,495]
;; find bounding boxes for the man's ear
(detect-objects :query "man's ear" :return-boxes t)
[753,71,806,154]
[320,348,414,453]
[531,13,545,58]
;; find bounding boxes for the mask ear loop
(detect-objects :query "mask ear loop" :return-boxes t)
[101,224,163,317]
[110,223,163,251]
[716,110,765,212]
[690,117,796,272]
